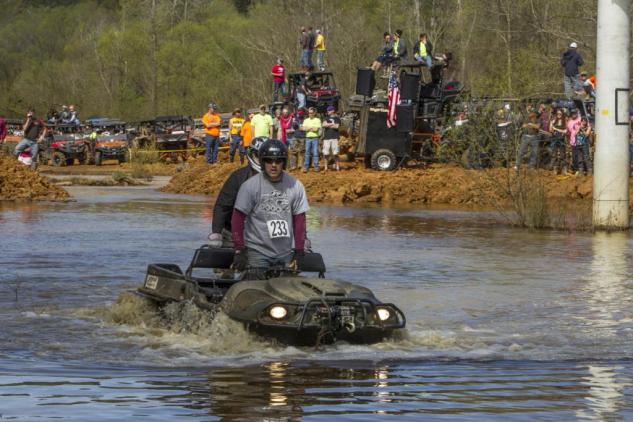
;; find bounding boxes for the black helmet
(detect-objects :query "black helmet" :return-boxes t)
[259,139,288,168]
[247,136,268,172]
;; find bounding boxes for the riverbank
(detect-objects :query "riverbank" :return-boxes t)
[162,158,600,207]
[0,154,69,201]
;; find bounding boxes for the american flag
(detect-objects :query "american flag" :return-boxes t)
[386,69,400,128]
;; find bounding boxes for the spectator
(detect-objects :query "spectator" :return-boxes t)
[240,111,254,152]
[299,27,310,72]
[515,112,541,170]
[14,108,46,169]
[202,102,221,164]
[59,105,71,123]
[295,74,309,109]
[46,107,59,124]
[251,104,274,138]
[301,107,322,172]
[228,108,245,164]
[271,57,286,102]
[0,115,6,144]
[272,108,281,138]
[579,72,596,99]
[549,108,568,175]
[561,42,584,98]
[278,107,294,145]
[307,26,316,70]
[321,105,340,171]
[566,108,582,173]
[371,32,394,71]
[314,29,326,71]
[414,33,432,67]
[68,104,80,126]
[392,29,407,60]
[288,108,306,170]
[573,117,592,176]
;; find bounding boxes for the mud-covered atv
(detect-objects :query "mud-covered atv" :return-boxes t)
[137,246,406,346]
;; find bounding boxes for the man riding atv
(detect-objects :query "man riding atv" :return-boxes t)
[230,139,309,279]
[207,136,267,248]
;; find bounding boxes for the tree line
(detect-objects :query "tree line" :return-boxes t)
[0,0,604,121]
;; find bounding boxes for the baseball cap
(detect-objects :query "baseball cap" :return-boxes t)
[570,42,578,48]
[327,105,336,112]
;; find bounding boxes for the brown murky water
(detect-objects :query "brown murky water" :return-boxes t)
[1,185,633,420]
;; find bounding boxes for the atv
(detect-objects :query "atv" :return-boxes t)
[129,115,192,163]
[288,71,341,113]
[137,246,406,346]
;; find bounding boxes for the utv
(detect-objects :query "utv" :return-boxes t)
[41,123,88,166]
[85,118,129,165]
[129,115,192,162]
[288,71,341,113]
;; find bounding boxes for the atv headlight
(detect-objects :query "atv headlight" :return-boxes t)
[376,308,391,321]
[269,305,288,319]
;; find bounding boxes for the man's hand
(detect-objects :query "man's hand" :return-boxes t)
[289,249,305,271]
[232,249,248,271]
[208,233,222,248]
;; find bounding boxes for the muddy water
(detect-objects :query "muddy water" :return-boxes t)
[1,185,633,420]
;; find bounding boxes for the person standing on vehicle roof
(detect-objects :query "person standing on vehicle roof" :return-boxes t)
[371,32,394,71]
[228,108,245,164]
[314,29,326,71]
[271,58,286,102]
[208,137,268,249]
[14,108,46,169]
[231,139,309,278]
[306,27,316,70]
[202,103,221,164]
[68,105,80,126]
[251,104,274,138]
[561,42,584,99]
[299,27,310,72]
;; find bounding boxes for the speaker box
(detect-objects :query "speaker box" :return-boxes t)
[356,68,375,96]
[400,72,420,101]
[395,103,415,132]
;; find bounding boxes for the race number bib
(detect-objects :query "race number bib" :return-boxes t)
[267,220,290,239]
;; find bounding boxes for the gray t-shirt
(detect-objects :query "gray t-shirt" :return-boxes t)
[234,172,309,258]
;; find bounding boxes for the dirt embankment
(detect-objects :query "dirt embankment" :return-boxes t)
[162,158,602,208]
[0,154,69,201]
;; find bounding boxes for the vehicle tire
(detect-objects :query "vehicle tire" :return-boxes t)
[94,151,103,166]
[52,151,66,167]
[370,149,397,171]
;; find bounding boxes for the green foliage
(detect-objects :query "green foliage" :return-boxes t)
[0,0,600,119]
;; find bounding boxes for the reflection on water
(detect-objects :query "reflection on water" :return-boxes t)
[2,186,633,419]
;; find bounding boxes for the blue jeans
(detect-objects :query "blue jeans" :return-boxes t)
[204,135,219,164]
[304,137,319,170]
[296,92,306,109]
[247,249,294,280]
[14,138,39,161]
[517,134,539,168]
[317,51,325,70]
[300,49,310,67]
[414,54,432,68]
[273,81,285,102]
[563,75,580,98]
[229,134,244,163]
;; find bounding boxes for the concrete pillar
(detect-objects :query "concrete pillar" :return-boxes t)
[593,0,630,229]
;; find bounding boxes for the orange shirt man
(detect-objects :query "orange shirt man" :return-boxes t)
[202,103,221,164]
[240,111,254,147]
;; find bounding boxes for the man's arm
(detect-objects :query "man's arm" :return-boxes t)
[231,209,247,250]
[292,213,306,251]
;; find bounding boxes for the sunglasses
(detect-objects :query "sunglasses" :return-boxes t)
[263,158,284,164]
